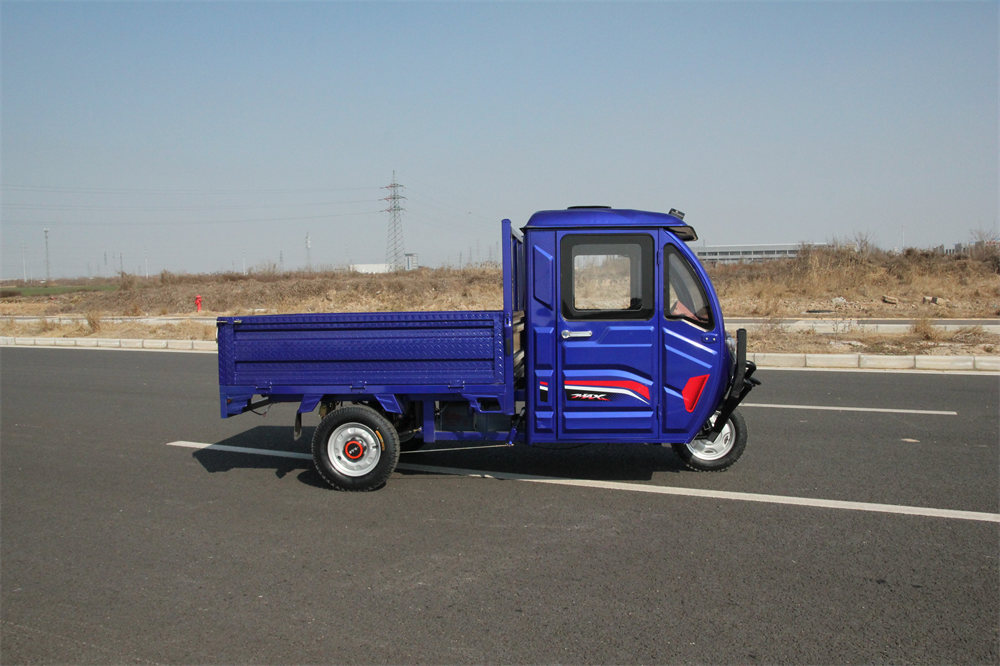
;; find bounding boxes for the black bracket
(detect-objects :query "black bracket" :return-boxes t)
[710,328,761,437]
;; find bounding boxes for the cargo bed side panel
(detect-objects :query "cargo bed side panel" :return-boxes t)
[218,311,507,412]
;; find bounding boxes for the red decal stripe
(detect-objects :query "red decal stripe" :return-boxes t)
[569,380,650,401]
[682,375,710,412]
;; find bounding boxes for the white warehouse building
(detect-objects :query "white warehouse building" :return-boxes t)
[694,243,823,265]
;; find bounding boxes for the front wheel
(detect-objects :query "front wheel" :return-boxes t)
[312,405,400,491]
[672,409,747,472]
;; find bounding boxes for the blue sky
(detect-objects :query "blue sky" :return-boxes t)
[2,1,997,278]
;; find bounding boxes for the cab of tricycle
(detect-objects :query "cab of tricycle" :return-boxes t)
[519,207,758,469]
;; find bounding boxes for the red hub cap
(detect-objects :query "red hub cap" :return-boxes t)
[344,439,365,461]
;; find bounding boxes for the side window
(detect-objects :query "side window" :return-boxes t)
[561,234,653,320]
[665,246,713,329]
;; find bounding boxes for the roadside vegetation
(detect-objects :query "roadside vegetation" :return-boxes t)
[711,241,1000,319]
[2,244,997,355]
[0,283,117,298]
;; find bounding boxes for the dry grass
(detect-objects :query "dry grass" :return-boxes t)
[2,247,997,354]
[711,244,1000,318]
[0,267,504,317]
[0,318,216,340]
[747,322,997,356]
[3,248,996,318]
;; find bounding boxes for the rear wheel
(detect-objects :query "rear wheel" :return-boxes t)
[312,405,400,491]
[672,409,747,472]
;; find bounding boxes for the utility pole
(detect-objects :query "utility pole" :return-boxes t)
[305,233,312,271]
[21,244,27,283]
[44,228,50,283]
[383,172,406,271]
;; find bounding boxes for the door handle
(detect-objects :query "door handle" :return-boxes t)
[561,329,593,339]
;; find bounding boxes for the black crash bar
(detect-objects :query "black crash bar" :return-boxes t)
[711,328,761,436]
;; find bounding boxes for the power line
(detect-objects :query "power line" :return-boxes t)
[2,209,384,227]
[1,198,381,212]
[1,184,382,195]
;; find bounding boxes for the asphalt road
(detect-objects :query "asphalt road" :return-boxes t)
[2,348,997,664]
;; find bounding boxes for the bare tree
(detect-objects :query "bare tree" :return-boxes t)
[969,227,1000,264]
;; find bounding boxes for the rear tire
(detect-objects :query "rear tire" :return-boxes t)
[672,409,747,472]
[312,405,400,491]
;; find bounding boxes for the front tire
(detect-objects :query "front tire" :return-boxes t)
[312,405,400,491]
[672,409,747,472]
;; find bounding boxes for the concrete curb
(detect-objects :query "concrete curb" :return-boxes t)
[748,352,998,371]
[2,337,998,371]
[744,321,1000,334]
[0,336,214,352]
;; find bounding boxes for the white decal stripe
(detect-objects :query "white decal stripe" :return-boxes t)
[565,384,648,403]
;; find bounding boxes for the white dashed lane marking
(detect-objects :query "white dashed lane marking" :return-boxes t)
[166,441,999,524]
[742,403,957,416]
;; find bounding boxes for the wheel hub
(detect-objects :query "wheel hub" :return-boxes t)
[686,418,734,461]
[344,439,365,460]
[327,424,382,477]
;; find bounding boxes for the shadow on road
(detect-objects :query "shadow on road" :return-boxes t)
[399,439,686,481]
[191,426,326,487]
[189,425,688,488]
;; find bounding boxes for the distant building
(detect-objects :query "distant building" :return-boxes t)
[694,243,821,265]
[349,263,391,274]
[937,241,999,255]
[349,258,418,273]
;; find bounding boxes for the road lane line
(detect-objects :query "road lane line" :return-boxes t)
[166,440,311,460]
[165,441,999,523]
[742,403,958,416]
[396,463,999,523]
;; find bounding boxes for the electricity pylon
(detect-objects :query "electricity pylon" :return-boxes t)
[383,172,406,271]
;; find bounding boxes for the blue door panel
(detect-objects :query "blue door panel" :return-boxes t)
[660,233,728,440]
[562,409,656,433]
[556,231,658,440]
[559,335,656,436]
[562,368,654,407]
[560,328,655,365]
[662,326,717,435]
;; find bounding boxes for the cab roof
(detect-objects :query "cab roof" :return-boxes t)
[524,207,697,242]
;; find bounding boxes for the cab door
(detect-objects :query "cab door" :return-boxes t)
[556,232,658,440]
[660,236,727,441]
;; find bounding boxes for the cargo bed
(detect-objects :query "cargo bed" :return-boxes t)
[218,309,522,418]
[218,220,525,425]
